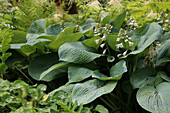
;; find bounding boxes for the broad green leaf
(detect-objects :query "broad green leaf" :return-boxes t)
[72,79,117,105]
[94,105,109,113]
[1,52,12,62]
[110,12,126,28]
[0,63,8,74]
[100,15,111,26]
[20,45,36,56]
[130,67,156,89]
[93,60,127,80]
[40,62,69,80]
[159,71,170,82]
[49,32,83,51]
[59,42,102,64]
[122,22,163,58]
[68,66,94,83]
[28,53,67,81]
[137,82,170,113]
[79,18,97,33]
[82,36,102,50]
[110,60,127,80]
[49,84,75,96]
[156,39,170,66]
[27,19,46,34]
[45,24,63,35]
[10,30,27,44]
[106,34,119,51]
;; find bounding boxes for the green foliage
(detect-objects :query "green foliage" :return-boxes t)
[0,1,170,112]
[0,29,13,78]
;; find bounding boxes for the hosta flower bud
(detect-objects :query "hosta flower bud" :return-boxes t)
[95,39,100,44]
[100,43,105,48]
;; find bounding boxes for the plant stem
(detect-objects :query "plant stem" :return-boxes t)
[110,93,134,113]
[100,97,115,111]
[15,66,34,84]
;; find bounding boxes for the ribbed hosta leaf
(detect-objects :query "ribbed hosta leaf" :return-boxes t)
[156,39,170,66]
[92,60,127,80]
[59,42,102,63]
[45,24,63,36]
[130,67,156,89]
[27,19,46,34]
[137,82,170,113]
[122,22,163,58]
[72,79,117,105]
[68,66,94,83]
[79,18,97,33]
[49,26,83,51]
[28,53,67,81]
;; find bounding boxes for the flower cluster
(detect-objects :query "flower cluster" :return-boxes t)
[126,16,138,30]
[116,28,134,57]
[94,23,113,36]
[95,34,107,54]
[157,11,169,31]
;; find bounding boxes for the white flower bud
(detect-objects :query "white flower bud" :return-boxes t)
[95,39,100,44]
[165,20,169,23]
[117,54,122,57]
[100,43,105,48]
[125,39,128,42]
[129,42,134,46]
[116,38,120,42]
[116,43,123,49]
[165,14,168,17]
[102,49,107,54]
[101,35,106,41]
[128,37,132,40]
[123,50,128,56]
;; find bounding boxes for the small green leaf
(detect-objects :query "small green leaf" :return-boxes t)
[0,63,8,74]
[1,52,12,62]
[137,82,170,113]
[20,45,36,56]
[94,105,109,113]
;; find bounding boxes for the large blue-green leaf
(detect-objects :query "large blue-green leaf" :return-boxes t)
[79,18,97,33]
[39,62,69,80]
[28,53,67,81]
[48,26,83,51]
[130,67,157,89]
[72,79,117,105]
[110,12,126,28]
[59,42,102,64]
[156,39,170,66]
[68,66,94,83]
[137,82,170,113]
[45,24,63,36]
[27,19,46,34]
[92,60,127,80]
[122,22,163,58]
